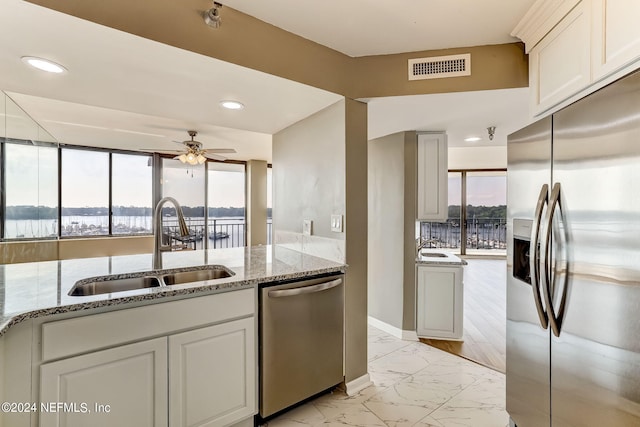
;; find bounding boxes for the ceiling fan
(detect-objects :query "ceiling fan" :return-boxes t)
[146,130,236,164]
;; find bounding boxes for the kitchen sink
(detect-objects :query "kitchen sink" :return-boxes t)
[161,267,233,285]
[68,276,162,296]
[69,266,235,296]
[421,251,448,258]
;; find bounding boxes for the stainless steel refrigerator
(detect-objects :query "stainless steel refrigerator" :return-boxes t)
[507,69,640,427]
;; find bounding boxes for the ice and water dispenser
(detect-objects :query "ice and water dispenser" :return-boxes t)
[512,218,533,285]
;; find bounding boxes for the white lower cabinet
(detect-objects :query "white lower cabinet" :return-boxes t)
[416,265,463,340]
[40,338,168,427]
[38,290,257,427]
[169,318,256,427]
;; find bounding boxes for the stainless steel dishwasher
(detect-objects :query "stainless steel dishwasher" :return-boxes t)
[259,273,344,419]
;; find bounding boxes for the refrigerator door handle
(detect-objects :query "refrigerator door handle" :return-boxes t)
[543,182,569,337]
[530,184,549,329]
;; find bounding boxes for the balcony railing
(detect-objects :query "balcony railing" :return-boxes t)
[420,218,507,252]
[163,217,273,249]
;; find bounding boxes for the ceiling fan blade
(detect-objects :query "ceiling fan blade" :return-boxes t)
[138,148,185,153]
[205,148,236,154]
[204,152,227,161]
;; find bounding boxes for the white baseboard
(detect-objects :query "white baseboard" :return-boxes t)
[368,316,418,341]
[343,373,373,396]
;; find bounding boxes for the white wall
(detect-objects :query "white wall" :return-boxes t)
[272,100,346,262]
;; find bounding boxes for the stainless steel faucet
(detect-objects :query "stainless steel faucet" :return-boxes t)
[416,236,439,256]
[153,196,190,269]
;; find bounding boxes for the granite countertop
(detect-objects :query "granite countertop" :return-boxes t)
[0,245,346,336]
[416,249,468,266]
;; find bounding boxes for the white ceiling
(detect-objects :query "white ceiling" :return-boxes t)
[222,0,536,57]
[0,0,342,162]
[367,88,531,147]
[0,0,534,162]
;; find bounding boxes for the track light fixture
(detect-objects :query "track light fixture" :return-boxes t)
[204,2,223,28]
[487,126,496,141]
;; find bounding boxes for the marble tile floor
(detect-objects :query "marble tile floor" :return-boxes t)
[265,326,508,427]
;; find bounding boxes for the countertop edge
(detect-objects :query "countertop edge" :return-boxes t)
[0,264,346,337]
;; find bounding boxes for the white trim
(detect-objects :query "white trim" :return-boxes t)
[511,0,581,53]
[402,329,419,341]
[343,373,373,396]
[367,316,418,341]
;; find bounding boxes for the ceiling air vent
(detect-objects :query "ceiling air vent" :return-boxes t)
[408,53,471,81]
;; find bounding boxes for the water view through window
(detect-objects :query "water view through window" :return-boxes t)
[421,170,506,255]
[61,149,109,236]
[112,153,153,234]
[4,143,58,238]
[208,163,246,248]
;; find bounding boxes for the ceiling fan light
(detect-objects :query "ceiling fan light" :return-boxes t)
[186,152,197,165]
[197,154,207,164]
[178,154,188,163]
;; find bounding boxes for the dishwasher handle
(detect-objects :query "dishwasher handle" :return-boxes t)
[267,278,343,298]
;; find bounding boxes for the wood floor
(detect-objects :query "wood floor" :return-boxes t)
[421,259,506,373]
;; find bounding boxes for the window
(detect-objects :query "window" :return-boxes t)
[61,149,109,236]
[207,162,246,248]
[466,171,506,254]
[162,159,205,248]
[4,142,58,238]
[421,170,506,255]
[420,172,462,251]
[112,153,153,234]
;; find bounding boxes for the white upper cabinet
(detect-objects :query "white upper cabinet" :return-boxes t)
[417,133,448,222]
[514,0,640,116]
[591,0,640,79]
[529,2,591,114]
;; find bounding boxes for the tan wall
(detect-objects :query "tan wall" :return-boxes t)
[0,236,153,264]
[368,132,406,330]
[246,160,268,246]
[344,98,368,383]
[353,43,529,98]
[27,1,528,99]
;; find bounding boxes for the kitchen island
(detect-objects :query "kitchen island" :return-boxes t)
[0,245,346,427]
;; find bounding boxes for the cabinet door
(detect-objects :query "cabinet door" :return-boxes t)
[417,133,448,221]
[168,317,256,427]
[530,1,591,114]
[40,337,168,427]
[416,266,463,340]
[592,0,640,79]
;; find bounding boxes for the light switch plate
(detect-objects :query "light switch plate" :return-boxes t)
[331,214,343,232]
[303,219,312,236]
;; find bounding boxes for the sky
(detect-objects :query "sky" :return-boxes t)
[448,173,506,206]
[6,146,249,209]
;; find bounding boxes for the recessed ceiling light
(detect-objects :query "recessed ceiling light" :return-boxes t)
[220,100,244,110]
[21,56,67,73]
[464,137,482,142]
